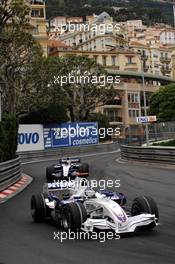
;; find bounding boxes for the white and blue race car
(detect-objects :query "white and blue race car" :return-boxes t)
[31,178,159,234]
[46,157,89,182]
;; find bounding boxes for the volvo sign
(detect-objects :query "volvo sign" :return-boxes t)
[17,125,44,152]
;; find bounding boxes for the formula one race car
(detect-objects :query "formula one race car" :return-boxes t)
[46,157,89,182]
[31,178,159,234]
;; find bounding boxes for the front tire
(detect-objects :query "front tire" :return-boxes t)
[131,196,159,230]
[31,194,46,222]
[61,202,87,231]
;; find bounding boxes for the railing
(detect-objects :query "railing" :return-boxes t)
[121,145,175,164]
[0,157,21,192]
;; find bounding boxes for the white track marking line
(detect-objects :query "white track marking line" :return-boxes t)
[21,149,120,165]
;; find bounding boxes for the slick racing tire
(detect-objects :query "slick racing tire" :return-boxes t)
[61,202,87,231]
[46,166,55,182]
[78,163,89,177]
[131,196,159,230]
[31,194,46,223]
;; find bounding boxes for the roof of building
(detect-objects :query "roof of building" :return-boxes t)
[96,12,111,22]
[130,41,148,47]
[107,69,175,83]
[47,39,69,48]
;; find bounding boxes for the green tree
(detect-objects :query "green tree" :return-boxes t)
[0,1,53,117]
[0,113,18,162]
[150,83,175,121]
[51,55,116,122]
[19,104,68,124]
[0,30,43,115]
[0,0,30,33]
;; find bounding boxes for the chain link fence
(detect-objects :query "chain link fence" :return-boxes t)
[118,121,175,146]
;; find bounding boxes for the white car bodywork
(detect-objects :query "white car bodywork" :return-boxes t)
[44,178,158,234]
[82,197,156,233]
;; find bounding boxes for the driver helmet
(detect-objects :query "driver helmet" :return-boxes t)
[64,157,71,165]
[67,157,71,165]
[85,187,96,198]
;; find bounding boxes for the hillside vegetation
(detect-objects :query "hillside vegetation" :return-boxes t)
[46,0,174,25]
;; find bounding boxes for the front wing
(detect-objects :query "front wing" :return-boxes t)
[81,214,158,233]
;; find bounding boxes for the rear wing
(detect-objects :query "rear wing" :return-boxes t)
[43,181,75,193]
[59,158,81,164]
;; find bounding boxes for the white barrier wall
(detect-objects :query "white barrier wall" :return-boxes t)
[17,125,44,152]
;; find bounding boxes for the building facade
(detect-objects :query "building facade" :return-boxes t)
[49,48,174,134]
[29,0,48,55]
[48,14,175,138]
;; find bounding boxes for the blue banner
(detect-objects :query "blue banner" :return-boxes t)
[43,122,99,148]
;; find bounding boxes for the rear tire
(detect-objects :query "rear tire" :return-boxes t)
[31,194,46,222]
[131,196,159,230]
[61,202,87,231]
[78,163,89,177]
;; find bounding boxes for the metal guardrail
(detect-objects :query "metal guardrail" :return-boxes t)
[0,157,21,191]
[121,145,175,164]
[18,142,119,162]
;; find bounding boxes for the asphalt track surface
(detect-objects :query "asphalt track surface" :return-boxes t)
[0,152,175,264]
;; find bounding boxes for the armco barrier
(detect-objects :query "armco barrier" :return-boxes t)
[121,145,175,164]
[0,157,21,191]
[18,142,119,162]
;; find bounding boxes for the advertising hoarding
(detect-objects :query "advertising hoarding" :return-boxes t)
[43,122,99,148]
[17,125,44,152]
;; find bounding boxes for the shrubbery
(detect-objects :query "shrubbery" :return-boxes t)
[152,140,175,147]
[19,104,69,124]
[0,114,18,162]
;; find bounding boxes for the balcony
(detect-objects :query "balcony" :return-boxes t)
[114,83,159,92]
[103,99,122,108]
[30,0,44,5]
[160,57,171,63]
[141,54,148,61]
[161,66,171,74]
[105,96,122,108]
[143,65,149,72]
[128,102,140,109]
[108,116,123,124]
[124,63,138,71]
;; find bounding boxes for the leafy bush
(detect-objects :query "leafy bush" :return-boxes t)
[19,104,68,124]
[0,114,18,162]
[152,140,175,147]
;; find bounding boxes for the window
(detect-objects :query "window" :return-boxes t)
[128,92,139,103]
[101,40,104,49]
[136,110,139,117]
[93,55,98,62]
[111,56,116,66]
[128,110,140,118]
[127,56,132,64]
[31,8,44,18]
[102,56,107,66]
